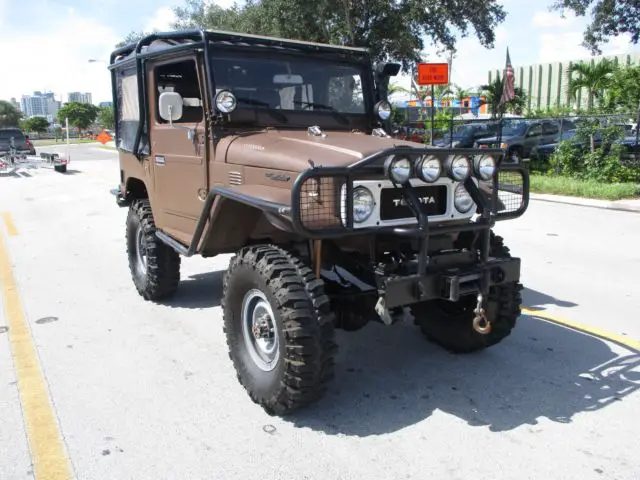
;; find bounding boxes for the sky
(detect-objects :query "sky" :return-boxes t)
[0,0,638,105]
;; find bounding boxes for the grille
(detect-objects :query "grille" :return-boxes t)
[493,169,525,217]
[297,175,347,231]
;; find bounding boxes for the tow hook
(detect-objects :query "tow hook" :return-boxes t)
[472,293,492,334]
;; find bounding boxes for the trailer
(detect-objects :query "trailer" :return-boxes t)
[0,149,69,173]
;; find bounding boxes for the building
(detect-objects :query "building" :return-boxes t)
[98,101,113,108]
[68,92,93,104]
[20,91,61,119]
[9,98,20,111]
[487,51,640,112]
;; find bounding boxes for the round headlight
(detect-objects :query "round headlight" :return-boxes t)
[215,90,237,114]
[375,101,392,121]
[454,183,475,213]
[385,155,412,184]
[417,155,441,183]
[353,186,375,223]
[475,154,496,180]
[448,155,471,181]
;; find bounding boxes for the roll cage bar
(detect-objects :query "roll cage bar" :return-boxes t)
[108,29,374,158]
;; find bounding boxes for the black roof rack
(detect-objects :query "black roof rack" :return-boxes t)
[109,28,370,68]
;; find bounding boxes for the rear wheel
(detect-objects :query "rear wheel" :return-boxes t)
[412,233,522,353]
[222,244,336,415]
[126,199,181,300]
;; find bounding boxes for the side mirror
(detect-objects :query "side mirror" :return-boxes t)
[159,91,183,124]
[375,62,401,77]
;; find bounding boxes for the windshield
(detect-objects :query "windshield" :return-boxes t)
[210,54,367,116]
[0,129,24,140]
[501,121,529,136]
[446,125,475,137]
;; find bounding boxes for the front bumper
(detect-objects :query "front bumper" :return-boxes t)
[381,255,521,308]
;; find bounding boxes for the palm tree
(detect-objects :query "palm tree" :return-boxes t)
[566,58,616,112]
[454,85,469,113]
[479,78,526,118]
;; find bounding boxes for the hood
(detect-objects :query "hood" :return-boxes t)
[222,128,426,171]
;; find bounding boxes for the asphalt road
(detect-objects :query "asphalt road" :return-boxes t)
[1,144,639,480]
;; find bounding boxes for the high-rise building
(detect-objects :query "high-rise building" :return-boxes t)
[68,92,93,104]
[9,98,20,111]
[20,91,60,118]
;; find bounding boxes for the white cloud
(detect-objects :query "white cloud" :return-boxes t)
[0,0,6,25]
[0,9,119,104]
[531,10,576,29]
[538,31,637,64]
[145,6,177,32]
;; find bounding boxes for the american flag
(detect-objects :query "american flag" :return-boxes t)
[499,48,515,105]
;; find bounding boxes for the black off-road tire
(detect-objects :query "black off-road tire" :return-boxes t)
[126,199,181,301]
[222,244,336,416]
[412,233,522,353]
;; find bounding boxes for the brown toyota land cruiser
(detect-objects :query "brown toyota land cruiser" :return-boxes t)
[109,29,529,415]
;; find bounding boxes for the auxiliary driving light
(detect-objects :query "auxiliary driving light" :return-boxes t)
[215,90,237,114]
[474,154,496,180]
[384,155,412,184]
[445,155,471,181]
[454,183,475,213]
[416,155,441,183]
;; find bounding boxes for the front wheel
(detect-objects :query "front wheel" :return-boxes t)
[222,244,336,415]
[126,199,181,300]
[412,233,523,353]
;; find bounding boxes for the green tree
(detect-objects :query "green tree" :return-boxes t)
[116,30,149,48]
[550,0,640,54]
[479,77,527,117]
[603,64,640,113]
[172,0,507,71]
[21,116,50,134]
[98,106,115,129]
[454,85,469,113]
[566,58,616,112]
[0,100,23,127]
[57,102,100,134]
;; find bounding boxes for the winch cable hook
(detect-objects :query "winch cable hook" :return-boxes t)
[472,292,492,334]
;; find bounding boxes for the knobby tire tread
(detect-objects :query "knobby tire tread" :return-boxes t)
[414,233,523,353]
[222,244,336,415]
[127,199,180,301]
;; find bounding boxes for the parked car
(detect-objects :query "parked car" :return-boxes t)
[0,127,36,155]
[474,119,576,163]
[529,129,604,164]
[434,122,499,148]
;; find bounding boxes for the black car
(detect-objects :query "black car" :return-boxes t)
[434,122,499,148]
[530,129,604,163]
[474,119,577,163]
[0,127,36,155]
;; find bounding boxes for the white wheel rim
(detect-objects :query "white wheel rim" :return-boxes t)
[241,289,280,372]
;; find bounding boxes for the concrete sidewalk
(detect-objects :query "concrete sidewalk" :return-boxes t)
[531,192,640,213]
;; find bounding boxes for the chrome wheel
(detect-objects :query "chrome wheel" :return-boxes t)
[241,289,279,372]
[135,224,148,274]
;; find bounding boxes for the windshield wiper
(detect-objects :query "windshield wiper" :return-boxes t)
[235,97,288,123]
